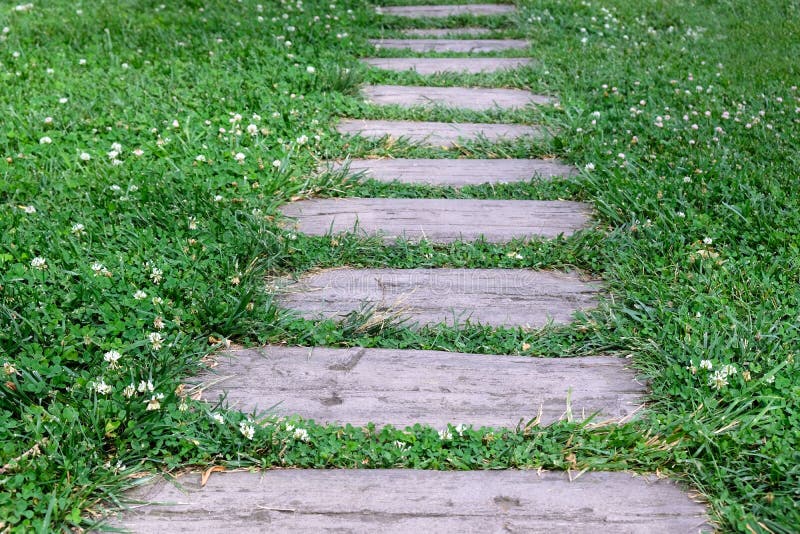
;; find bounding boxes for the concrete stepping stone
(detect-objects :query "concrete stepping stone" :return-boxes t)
[362,57,532,74]
[377,4,517,17]
[362,85,551,110]
[279,198,591,242]
[370,38,529,53]
[402,27,492,37]
[275,268,599,328]
[118,470,709,533]
[337,119,546,146]
[198,346,645,427]
[327,158,576,186]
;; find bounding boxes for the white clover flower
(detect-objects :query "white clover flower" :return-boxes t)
[71,223,85,235]
[15,4,34,12]
[123,384,136,398]
[234,152,246,163]
[107,150,120,160]
[239,421,255,440]
[296,135,308,145]
[148,332,164,350]
[79,152,91,161]
[272,159,282,168]
[709,370,728,390]
[30,257,47,270]
[211,413,225,424]
[145,393,164,411]
[94,379,113,395]
[438,428,452,440]
[104,350,122,365]
[21,205,36,214]
[720,364,737,377]
[246,124,258,136]
[153,316,165,330]
[584,162,595,171]
[133,290,147,300]
[188,216,198,230]
[196,154,207,162]
[293,427,310,442]
[172,119,180,128]
[703,237,713,245]
[214,195,223,202]
[306,65,315,73]
[132,148,144,157]
[150,267,163,284]
[39,136,52,144]
[111,142,122,152]
[138,380,154,393]
[699,359,713,370]
[59,97,68,104]
[152,296,163,306]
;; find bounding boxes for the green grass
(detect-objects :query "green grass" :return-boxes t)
[1,0,799,531]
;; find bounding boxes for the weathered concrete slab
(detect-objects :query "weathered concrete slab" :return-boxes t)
[370,38,529,53]
[377,4,517,18]
[200,346,645,427]
[362,57,532,74]
[279,198,591,242]
[276,268,600,328]
[337,119,546,146]
[362,85,551,110]
[119,470,710,533]
[327,158,576,186]
[402,28,492,37]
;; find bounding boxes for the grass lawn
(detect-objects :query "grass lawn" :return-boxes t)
[1,0,798,531]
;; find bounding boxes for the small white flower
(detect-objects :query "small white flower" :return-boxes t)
[584,162,595,171]
[272,159,282,168]
[150,267,163,284]
[153,316,165,330]
[234,152,246,163]
[39,136,52,144]
[703,237,713,245]
[438,428,452,440]
[699,359,713,371]
[148,332,164,350]
[306,65,315,73]
[132,148,144,157]
[21,205,36,214]
[239,421,255,440]
[709,370,728,390]
[123,384,136,398]
[71,223,86,235]
[214,195,223,202]
[107,150,120,160]
[296,135,308,145]
[293,427,310,442]
[94,379,113,395]
[152,296,163,306]
[211,413,225,424]
[172,119,180,128]
[79,152,91,161]
[246,124,258,135]
[31,257,47,270]
[133,290,147,300]
[104,350,122,365]
[196,154,207,162]
[188,217,198,230]
[683,176,692,183]
[145,393,164,411]
[137,380,154,393]
[58,97,68,104]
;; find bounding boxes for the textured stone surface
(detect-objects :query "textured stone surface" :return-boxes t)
[337,119,547,146]
[118,470,710,533]
[377,4,517,18]
[402,28,492,37]
[370,38,529,52]
[362,57,532,74]
[326,158,576,186]
[276,268,600,328]
[279,198,591,242]
[198,346,645,427]
[362,85,551,110]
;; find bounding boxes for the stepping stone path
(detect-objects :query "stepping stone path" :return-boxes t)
[120,2,708,531]
[279,198,591,242]
[337,119,547,146]
[327,158,576,186]
[199,346,645,427]
[362,85,552,110]
[362,57,532,74]
[403,27,491,37]
[377,4,516,17]
[120,470,708,533]
[275,268,600,327]
[370,38,529,52]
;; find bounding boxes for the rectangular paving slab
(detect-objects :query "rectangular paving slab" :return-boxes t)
[327,158,576,186]
[279,198,591,242]
[362,57,532,74]
[402,28,492,37]
[118,470,709,533]
[275,268,600,328]
[337,119,547,146]
[377,4,517,17]
[370,38,529,53]
[198,346,645,427]
[362,85,552,110]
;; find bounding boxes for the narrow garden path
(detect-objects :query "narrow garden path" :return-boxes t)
[119,2,710,531]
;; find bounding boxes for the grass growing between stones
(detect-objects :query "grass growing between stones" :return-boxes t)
[0,0,798,531]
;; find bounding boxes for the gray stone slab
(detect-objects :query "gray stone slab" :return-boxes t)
[370,38,529,52]
[118,470,710,533]
[362,57,532,74]
[327,158,576,186]
[337,119,546,146]
[199,346,645,427]
[402,28,492,37]
[377,4,517,18]
[362,85,551,110]
[279,198,591,242]
[275,268,600,328]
